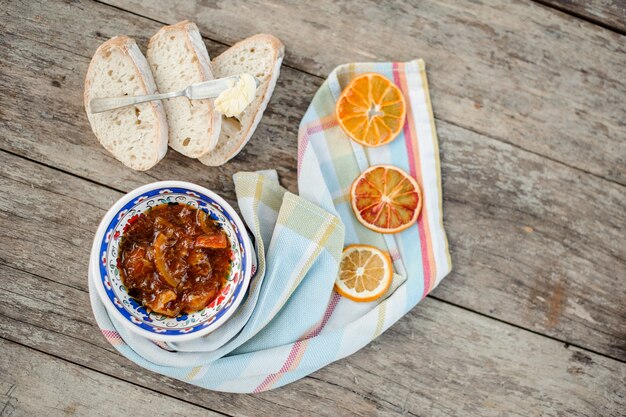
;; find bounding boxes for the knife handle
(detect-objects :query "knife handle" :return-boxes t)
[89,90,183,114]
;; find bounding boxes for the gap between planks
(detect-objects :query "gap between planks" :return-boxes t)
[89,0,322,79]
[443,119,626,189]
[428,294,625,364]
[531,0,626,36]
[0,336,234,417]
[305,375,422,417]
[0,147,127,195]
[0,315,407,416]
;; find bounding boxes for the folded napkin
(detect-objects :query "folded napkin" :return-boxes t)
[90,59,452,393]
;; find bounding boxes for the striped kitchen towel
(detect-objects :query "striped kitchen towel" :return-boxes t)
[89,59,452,392]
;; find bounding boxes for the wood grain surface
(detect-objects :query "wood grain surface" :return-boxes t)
[1,247,624,416]
[102,0,626,185]
[2,0,625,360]
[1,0,625,415]
[0,339,224,417]
[537,0,626,33]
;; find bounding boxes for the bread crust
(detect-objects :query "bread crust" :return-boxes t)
[84,36,168,170]
[199,34,285,166]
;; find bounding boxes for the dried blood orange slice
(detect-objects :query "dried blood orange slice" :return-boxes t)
[350,165,422,234]
[335,244,393,302]
[336,73,406,147]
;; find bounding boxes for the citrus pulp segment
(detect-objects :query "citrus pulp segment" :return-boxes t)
[336,73,406,147]
[350,165,422,234]
[335,244,393,302]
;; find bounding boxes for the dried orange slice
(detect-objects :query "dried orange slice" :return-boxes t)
[335,244,393,302]
[336,73,406,147]
[350,165,422,234]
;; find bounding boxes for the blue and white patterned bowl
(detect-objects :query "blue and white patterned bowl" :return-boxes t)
[89,181,253,342]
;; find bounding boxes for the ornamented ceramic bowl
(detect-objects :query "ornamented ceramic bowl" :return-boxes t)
[89,181,253,342]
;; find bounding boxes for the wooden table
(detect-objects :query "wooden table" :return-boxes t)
[1,0,625,415]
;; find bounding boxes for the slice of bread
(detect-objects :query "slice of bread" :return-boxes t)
[198,34,284,166]
[84,36,168,171]
[147,21,221,158]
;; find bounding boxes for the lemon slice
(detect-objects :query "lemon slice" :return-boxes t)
[335,244,393,302]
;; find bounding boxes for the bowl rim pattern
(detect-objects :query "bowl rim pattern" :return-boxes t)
[90,181,253,342]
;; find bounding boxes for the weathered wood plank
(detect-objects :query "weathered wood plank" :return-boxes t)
[100,0,626,185]
[435,121,626,359]
[537,0,626,33]
[0,339,224,417]
[1,263,624,417]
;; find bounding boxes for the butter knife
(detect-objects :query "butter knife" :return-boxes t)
[89,74,258,114]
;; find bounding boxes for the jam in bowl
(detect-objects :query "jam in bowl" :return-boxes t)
[90,181,253,342]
